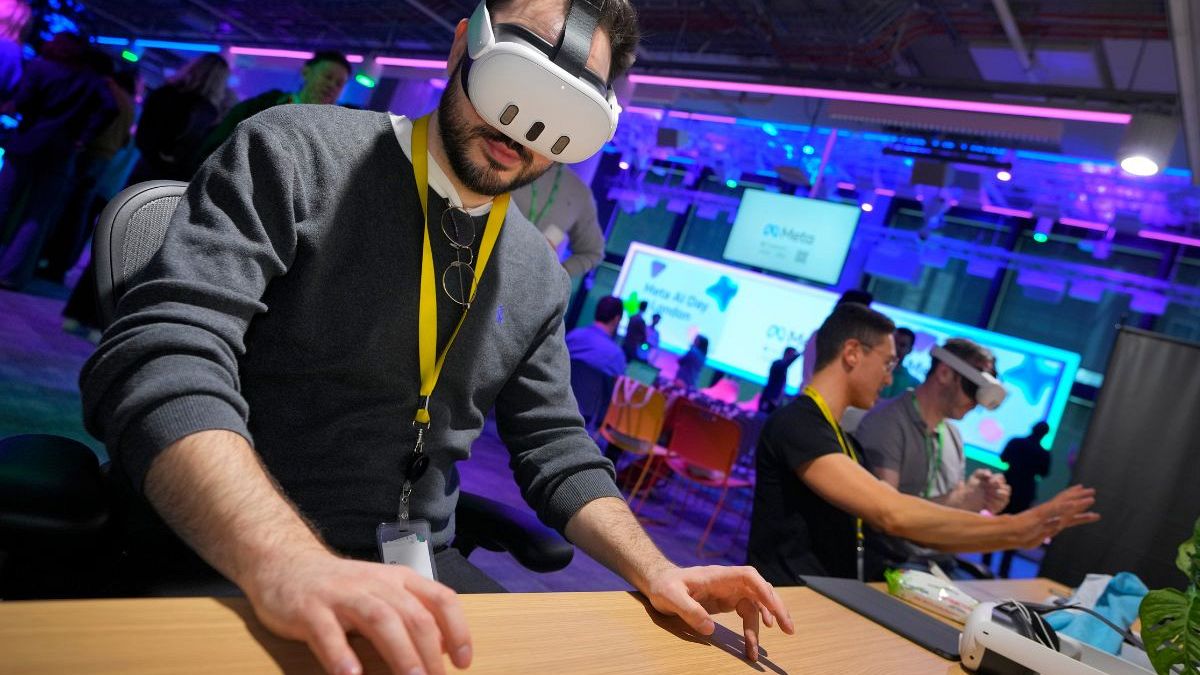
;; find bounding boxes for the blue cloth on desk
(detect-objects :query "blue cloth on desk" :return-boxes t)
[1046,572,1148,654]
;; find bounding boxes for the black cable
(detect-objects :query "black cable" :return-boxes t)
[1019,601,1145,652]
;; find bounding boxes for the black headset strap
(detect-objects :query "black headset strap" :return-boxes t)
[550,0,602,80]
[493,22,608,93]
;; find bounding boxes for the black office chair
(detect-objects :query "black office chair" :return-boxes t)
[569,358,614,432]
[0,181,572,598]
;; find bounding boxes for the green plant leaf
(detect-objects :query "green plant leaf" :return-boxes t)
[1180,537,1197,579]
[1141,587,1200,675]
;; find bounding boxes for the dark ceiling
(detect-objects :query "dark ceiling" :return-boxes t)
[77,0,1176,108]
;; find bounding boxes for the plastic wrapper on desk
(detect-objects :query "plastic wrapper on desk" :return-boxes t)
[886,568,980,624]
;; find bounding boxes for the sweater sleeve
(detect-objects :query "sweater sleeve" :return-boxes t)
[560,188,605,278]
[80,118,302,492]
[493,272,622,533]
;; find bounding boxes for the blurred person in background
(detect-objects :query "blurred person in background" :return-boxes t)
[127,53,231,183]
[0,32,116,290]
[510,162,606,278]
[39,54,137,284]
[0,0,30,102]
[193,50,349,165]
[675,334,709,389]
[878,327,919,399]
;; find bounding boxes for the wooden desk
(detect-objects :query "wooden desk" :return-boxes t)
[0,580,1066,674]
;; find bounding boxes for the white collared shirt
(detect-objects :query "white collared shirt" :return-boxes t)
[390,114,493,218]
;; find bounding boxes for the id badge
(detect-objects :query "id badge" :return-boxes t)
[376,520,437,581]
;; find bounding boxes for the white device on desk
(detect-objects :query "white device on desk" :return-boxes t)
[960,602,1154,675]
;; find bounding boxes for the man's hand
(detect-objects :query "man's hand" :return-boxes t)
[245,549,472,675]
[642,565,795,662]
[980,471,1011,513]
[1013,484,1100,549]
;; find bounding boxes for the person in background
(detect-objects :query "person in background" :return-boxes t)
[644,312,661,354]
[39,56,137,284]
[126,53,231,184]
[0,32,117,290]
[510,162,605,278]
[565,295,627,378]
[747,302,1099,583]
[986,421,1053,577]
[878,327,919,399]
[193,50,349,166]
[759,346,800,414]
[675,334,709,389]
[801,289,873,386]
[854,337,1011,575]
[0,0,30,102]
[621,300,648,362]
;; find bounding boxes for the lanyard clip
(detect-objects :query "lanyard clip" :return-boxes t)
[413,395,431,430]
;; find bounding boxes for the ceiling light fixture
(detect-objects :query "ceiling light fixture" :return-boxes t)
[1117,113,1179,177]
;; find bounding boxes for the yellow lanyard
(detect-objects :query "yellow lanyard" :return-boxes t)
[410,114,509,428]
[803,385,866,581]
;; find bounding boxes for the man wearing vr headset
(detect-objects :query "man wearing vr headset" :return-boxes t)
[747,303,1099,585]
[857,338,1012,514]
[81,1,795,674]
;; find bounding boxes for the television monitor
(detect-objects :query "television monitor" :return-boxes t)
[723,190,861,285]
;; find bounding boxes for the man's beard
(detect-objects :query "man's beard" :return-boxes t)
[437,64,550,196]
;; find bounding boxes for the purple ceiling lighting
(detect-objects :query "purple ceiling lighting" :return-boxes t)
[1059,217,1110,232]
[374,56,447,69]
[627,74,1134,125]
[228,46,364,62]
[1137,229,1200,248]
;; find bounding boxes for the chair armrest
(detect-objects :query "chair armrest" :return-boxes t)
[453,491,574,573]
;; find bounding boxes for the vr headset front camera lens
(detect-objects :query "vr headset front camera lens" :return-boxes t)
[499,105,519,125]
[551,136,570,155]
[525,121,545,142]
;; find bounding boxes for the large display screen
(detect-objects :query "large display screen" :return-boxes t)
[723,190,860,285]
[614,243,1081,468]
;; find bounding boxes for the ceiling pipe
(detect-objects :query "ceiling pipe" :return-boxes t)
[1167,0,1200,186]
[991,0,1038,82]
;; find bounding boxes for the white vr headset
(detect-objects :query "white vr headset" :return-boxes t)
[930,345,1007,410]
[464,0,621,164]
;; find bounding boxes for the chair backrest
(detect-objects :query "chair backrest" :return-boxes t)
[569,359,614,430]
[93,180,189,328]
[667,400,743,476]
[600,376,666,452]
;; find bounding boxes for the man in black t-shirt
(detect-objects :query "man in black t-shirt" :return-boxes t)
[747,303,1101,584]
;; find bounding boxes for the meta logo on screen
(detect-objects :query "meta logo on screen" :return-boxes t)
[761,223,816,245]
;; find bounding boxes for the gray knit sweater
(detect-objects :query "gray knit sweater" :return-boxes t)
[80,104,621,554]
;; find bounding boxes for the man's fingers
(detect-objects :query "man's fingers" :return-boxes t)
[737,568,794,634]
[304,608,363,675]
[407,578,473,669]
[737,599,761,662]
[396,596,447,675]
[344,598,426,675]
[664,585,716,635]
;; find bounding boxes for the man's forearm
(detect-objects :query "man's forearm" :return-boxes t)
[930,481,983,511]
[142,429,328,591]
[564,496,676,592]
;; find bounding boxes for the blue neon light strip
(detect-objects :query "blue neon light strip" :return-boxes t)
[134,39,221,52]
[94,36,129,46]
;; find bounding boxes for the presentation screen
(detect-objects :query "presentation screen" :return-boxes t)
[614,243,1081,468]
[723,190,860,285]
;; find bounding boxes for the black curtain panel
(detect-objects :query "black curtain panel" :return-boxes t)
[1041,327,1200,590]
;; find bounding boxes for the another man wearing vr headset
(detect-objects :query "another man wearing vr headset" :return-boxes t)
[857,338,1012,514]
[746,303,1099,585]
[81,1,795,674]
